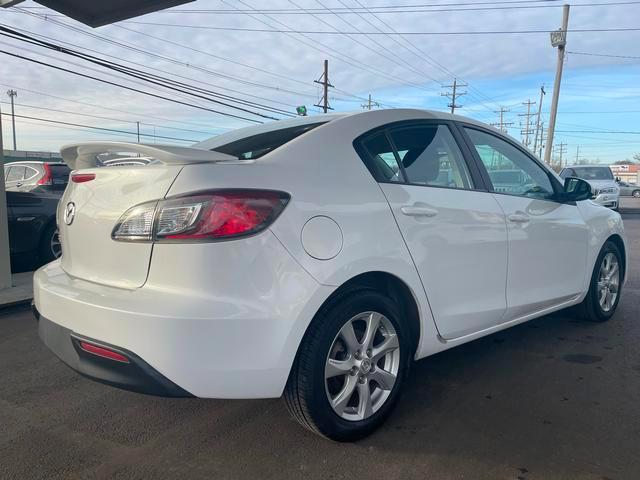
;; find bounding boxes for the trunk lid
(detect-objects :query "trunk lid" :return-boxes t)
[57,142,241,289]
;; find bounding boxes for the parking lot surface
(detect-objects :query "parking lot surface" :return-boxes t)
[1,199,639,480]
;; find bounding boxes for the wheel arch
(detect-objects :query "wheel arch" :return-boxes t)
[607,233,626,279]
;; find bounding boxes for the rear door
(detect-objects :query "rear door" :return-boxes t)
[357,121,509,339]
[5,165,25,192]
[461,126,589,319]
[59,165,183,289]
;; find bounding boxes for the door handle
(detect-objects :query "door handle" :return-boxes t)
[15,182,22,188]
[400,205,438,217]
[507,212,530,223]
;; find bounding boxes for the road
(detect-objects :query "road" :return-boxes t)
[1,199,639,480]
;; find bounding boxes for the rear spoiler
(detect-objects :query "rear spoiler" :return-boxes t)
[60,142,242,170]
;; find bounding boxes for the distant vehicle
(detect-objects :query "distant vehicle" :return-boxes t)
[4,161,70,193]
[7,190,61,266]
[616,180,640,198]
[34,110,626,441]
[560,165,620,210]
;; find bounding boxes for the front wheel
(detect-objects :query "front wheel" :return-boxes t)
[632,190,640,198]
[575,241,623,322]
[284,289,410,441]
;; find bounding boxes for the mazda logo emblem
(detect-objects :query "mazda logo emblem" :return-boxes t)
[63,202,76,226]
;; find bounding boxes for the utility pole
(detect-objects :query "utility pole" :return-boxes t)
[490,106,513,133]
[441,78,467,114]
[532,85,546,153]
[361,93,379,111]
[6,89,16,150]
[0,101,11,290]
[575,145,580,165]
[314,59,333,113]
[538,122,546,159]
[554,142,567,168]
[544,4,570,165]
[136,121,140,143]
[519,99,536,148]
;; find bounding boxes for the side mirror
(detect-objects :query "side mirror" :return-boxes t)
[616,176,621,182]
[563,177,592,202]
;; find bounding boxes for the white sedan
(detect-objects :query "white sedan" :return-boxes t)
[34,109,626,441]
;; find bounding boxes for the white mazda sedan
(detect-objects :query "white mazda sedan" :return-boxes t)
[34,109,626,441]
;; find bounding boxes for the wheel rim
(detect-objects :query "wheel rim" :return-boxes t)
[50,229,62,258]
[634,191,640,198]
[597,252,620,312]
[324,311,400,421]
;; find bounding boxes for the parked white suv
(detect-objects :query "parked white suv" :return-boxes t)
[34,110,626,440]
[560,165,620,210]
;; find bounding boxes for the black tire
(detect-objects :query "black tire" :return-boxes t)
[632,190,640,198]
[39,223,61,264]
[574,241,623,322]
[284,288,410,441]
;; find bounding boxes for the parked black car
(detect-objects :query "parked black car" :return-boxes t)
[7,191,61,268]
[4,161,70,193]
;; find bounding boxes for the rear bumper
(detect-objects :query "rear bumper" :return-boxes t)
[37,311,192,397]
[33,232,334,399]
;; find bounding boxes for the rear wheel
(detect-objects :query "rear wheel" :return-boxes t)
[632,190,640,198]
[284,289,410,441]
[575,241,622,322]
[39,224,61,264]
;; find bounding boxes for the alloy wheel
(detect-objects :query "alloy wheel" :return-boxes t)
[324,311,400,421]
[597,252,619,312]
[50,229,62,259]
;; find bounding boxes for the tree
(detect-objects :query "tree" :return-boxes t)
[613,159,636,165]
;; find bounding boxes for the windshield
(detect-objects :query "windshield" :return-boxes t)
[561,166,613,180]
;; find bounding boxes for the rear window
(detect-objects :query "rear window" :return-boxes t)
[212,123,325,160]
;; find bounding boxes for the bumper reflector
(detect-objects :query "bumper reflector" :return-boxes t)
[79,341,130,363]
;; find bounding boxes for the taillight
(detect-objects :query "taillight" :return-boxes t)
[112,190,289,242]
[79,341,130,363]
[37,163,52,185]
[71,173,96,183]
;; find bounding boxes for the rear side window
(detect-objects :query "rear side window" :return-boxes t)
[6,166,25,182]
[388,124,474,189]
[24,166,39,180]
[212,123,325,160]
[359,132,403,183]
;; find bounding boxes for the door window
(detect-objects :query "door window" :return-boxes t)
[464,128,555,200]
[24,166,39,181]
[6,166,25,182]
[389,124,474,189]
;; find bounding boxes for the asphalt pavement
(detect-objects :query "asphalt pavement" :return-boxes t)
[1,198,639,480]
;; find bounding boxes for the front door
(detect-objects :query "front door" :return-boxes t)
[359,122,509,339]
[462,126,589,320]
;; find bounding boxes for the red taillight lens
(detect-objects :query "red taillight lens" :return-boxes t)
[71,173,96,183]
[111,190,290,242]
[161,190,289,240]
[79,341,130,363]
[37,163,52,185]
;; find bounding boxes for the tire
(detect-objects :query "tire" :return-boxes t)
[574,241,623,322]
[284,288,410,441]
[39,224,61,264]
[632,190,640,198]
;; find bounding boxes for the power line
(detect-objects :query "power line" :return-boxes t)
[567,50,640,60]
[0,49,264,124]
[0,83,231,132]
[1,112,198,142]
[0,25,295,120]
[86,0,640,14]
[119,22,640,35]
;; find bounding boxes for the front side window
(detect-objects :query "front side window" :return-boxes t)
[464,127,555,200]
[389,124,474,189]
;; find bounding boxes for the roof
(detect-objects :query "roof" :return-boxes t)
[193,109,499,151]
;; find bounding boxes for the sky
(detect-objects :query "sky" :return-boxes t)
[0,0,639,165]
